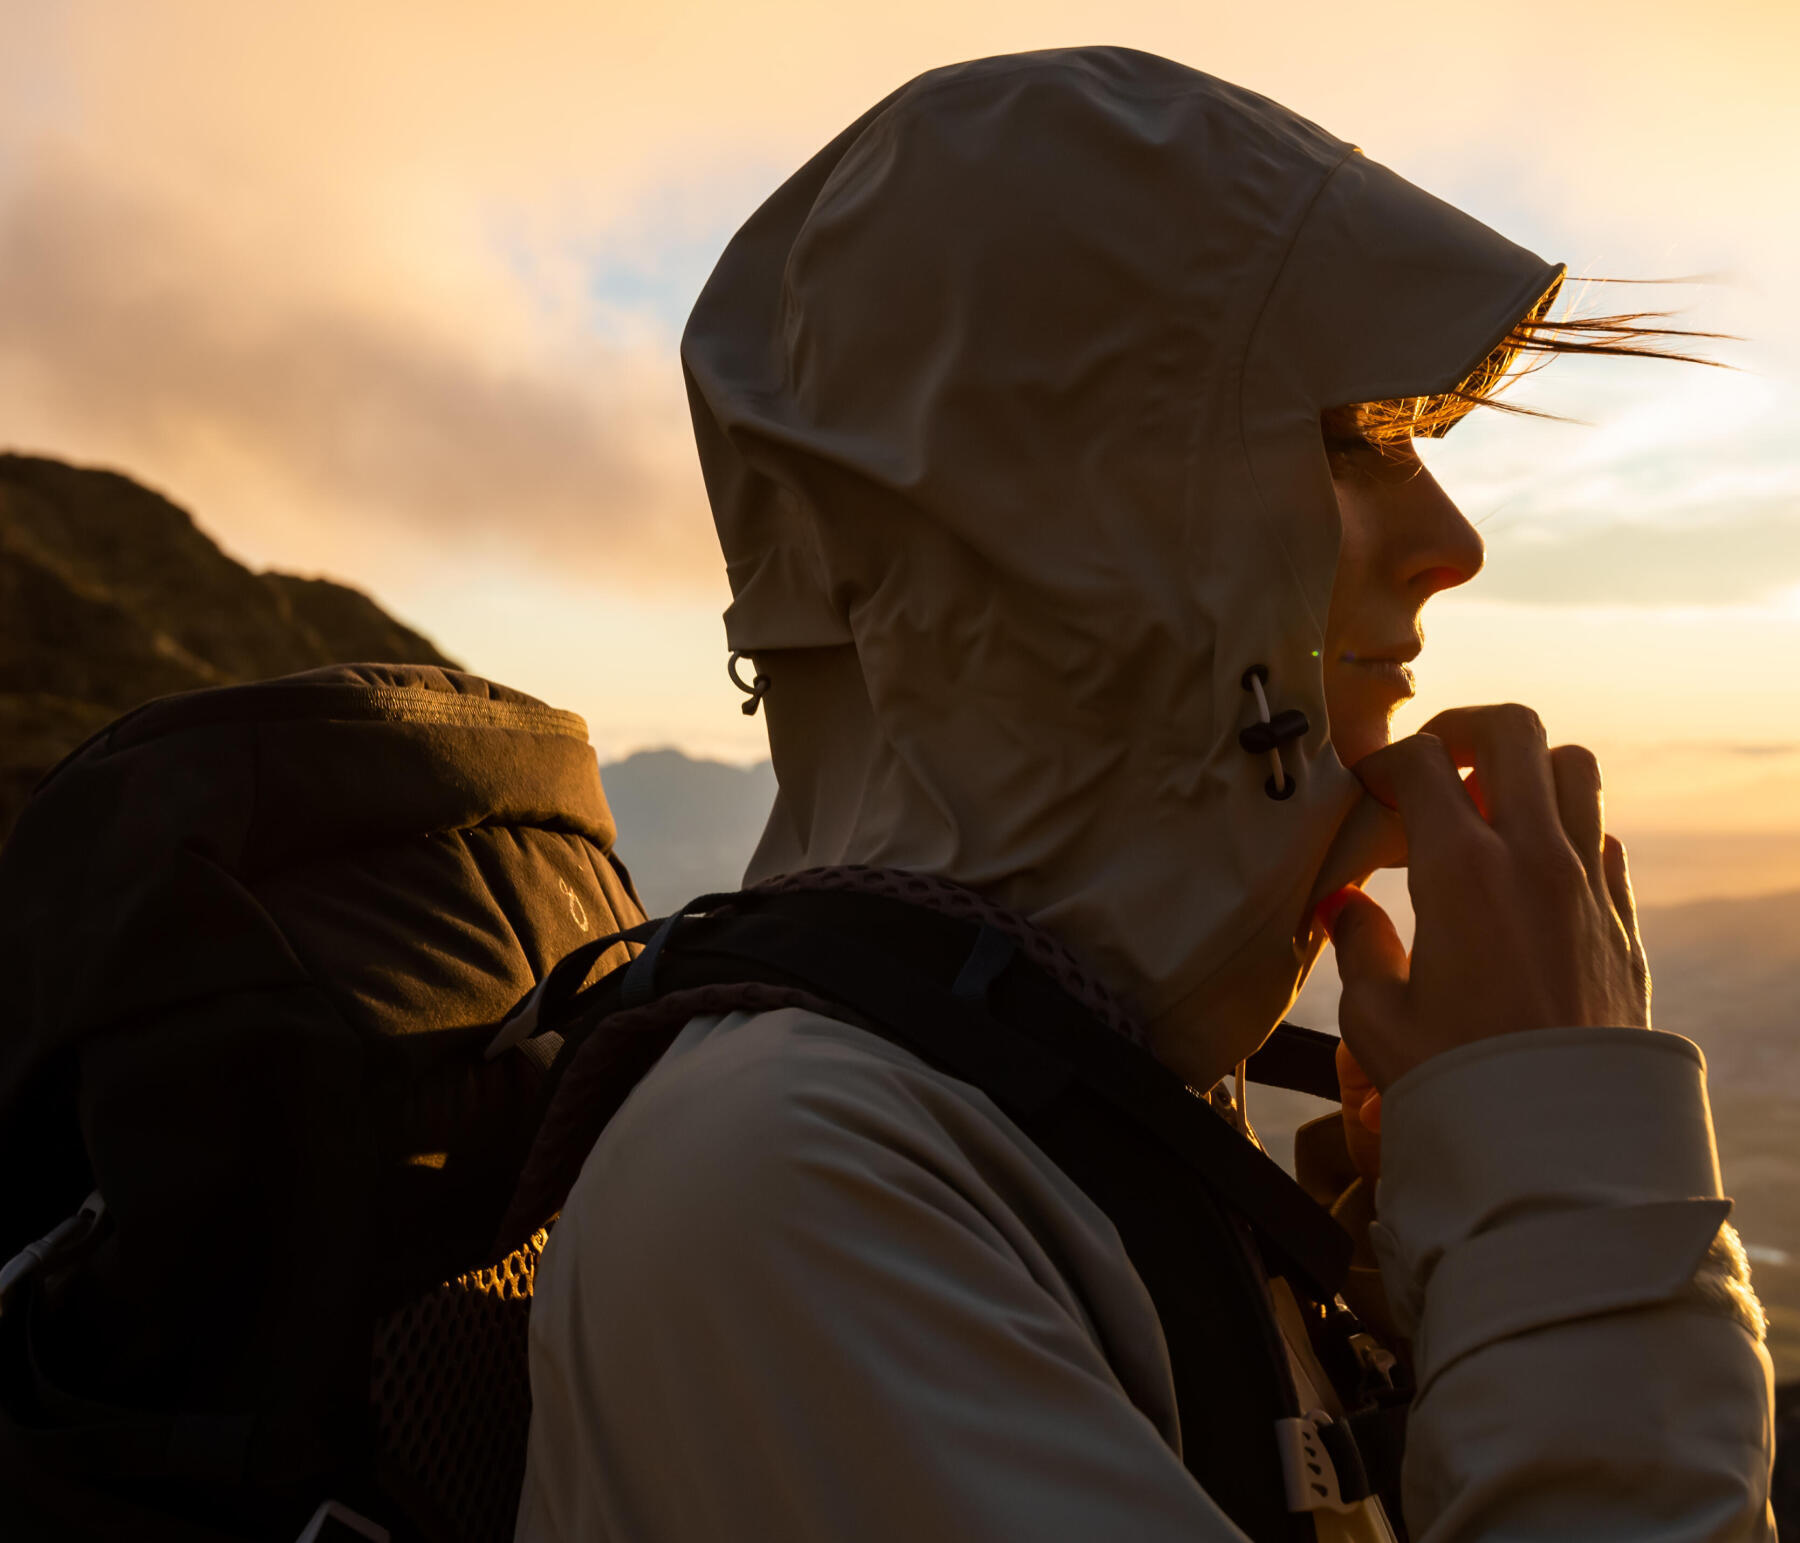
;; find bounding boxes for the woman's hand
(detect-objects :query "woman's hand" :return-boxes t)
[1319,704,1652,1092]
[1334,1036,1383,1183]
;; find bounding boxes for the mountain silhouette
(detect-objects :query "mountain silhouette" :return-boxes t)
[596,748,776,914]
[0,452,457,837]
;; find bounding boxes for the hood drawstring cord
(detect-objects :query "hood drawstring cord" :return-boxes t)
[1239,666,1307,801]
[729,652,771,717]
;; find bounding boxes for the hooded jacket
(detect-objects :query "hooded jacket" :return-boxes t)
[517,48,1774,1541]
[681,44,1556,1088]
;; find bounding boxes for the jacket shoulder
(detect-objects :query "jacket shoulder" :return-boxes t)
[560,1006,1147,1346]
[587,1006,1055,1232]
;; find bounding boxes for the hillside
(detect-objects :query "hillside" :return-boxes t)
[0,453,457,836]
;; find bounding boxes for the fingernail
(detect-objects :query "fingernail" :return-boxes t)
[1314,885,1358,938]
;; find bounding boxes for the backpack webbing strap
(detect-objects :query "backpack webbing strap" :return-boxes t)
[494,977,859,1254]
[527,888,1353,1301]
[484,914,665,1062]
[680,904,1351,1299]
[511,887,1343,1541]
[1245,1021,1343,1101]
[504,886,1394,1540]
[1003,1041,1312,1542]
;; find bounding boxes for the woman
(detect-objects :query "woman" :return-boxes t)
[517,47,1773,1541]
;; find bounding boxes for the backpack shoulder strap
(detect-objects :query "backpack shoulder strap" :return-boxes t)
[509,885,1352,1299]
[1247,1021,1343,1101]
[680,894,1354,1299]
[509,883,1340,1542]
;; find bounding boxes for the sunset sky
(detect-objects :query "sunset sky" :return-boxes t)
[4,3,1797,871]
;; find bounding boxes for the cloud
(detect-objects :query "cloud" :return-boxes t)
[1475,509,1800,606]
[0,160,719,587]
[1419,362,1800,609]
[2,0,1795,613]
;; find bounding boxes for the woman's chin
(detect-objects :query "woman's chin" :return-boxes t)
[1331,719,1392,771]
[1325,666,1410,769]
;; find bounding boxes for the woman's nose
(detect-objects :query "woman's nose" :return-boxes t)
[1403,466,1485,598]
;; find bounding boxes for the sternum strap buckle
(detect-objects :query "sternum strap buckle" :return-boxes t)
[1275,1410,1372,1514]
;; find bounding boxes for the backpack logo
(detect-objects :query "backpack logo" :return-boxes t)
[558,877,590,932]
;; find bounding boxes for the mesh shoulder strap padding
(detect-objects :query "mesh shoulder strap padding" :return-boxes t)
[369,1230,549,1543]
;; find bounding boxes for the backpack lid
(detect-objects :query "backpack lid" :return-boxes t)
[0,664,617,1192]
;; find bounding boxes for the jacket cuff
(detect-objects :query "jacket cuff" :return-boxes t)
[1387,1198,1732,1393]
[1368,1028,1732,1383]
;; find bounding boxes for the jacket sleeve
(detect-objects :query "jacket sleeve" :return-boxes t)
[1370,1025,1776,1541]
[514,1008,1252,1543]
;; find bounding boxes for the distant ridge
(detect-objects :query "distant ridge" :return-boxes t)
[0,451,458,839]
[598,748,776,914]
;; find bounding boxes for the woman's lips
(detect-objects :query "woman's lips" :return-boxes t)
[1345,656,1416,697]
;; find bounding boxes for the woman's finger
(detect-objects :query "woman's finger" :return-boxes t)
[1320,886,1409,986]
[1550,743,1605,893]
[1351,734,1489,912]
[1603,834,1653,1023]
[1603,833,1640,939]
[1462,767,1491,821]
[1359,1092,1382,1133]
[1321,885,1412,1089]
[1334,1035,1383,1180]
[1333,1045,1383,1131]
[1419,704,1562,845]
[1335,1035,1376,1106]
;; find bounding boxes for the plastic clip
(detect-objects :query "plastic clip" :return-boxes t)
[1275,1411,1362,1515]
[728,652,771,716]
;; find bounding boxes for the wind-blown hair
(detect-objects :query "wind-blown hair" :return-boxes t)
[1356,275,1729,448]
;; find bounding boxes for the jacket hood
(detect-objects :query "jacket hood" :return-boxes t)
[682,46,1561,1088]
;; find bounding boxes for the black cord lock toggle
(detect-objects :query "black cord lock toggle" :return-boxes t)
[1238,709,1311,756]
[1240,664,1304,801]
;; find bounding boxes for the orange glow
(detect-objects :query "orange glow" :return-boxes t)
[2,1,1796,800]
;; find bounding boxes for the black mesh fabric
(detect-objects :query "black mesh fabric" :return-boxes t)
[370,1229,549,1543]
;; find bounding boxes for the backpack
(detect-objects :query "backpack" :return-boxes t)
[0,664,644,1542]
[1,665,1405,1542]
